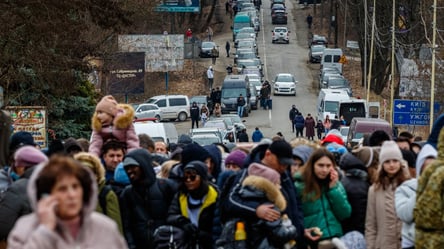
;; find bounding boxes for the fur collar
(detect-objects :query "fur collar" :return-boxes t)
[92,103,135,131]
[242,175,287,211]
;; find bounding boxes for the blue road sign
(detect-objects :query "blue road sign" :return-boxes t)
[393,99,441,126]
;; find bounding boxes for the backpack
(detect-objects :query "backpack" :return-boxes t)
[215,218,248,249]
[98,185,112,215]
[153,225,190,249]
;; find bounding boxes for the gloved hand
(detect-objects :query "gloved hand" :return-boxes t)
[183,223,198,237]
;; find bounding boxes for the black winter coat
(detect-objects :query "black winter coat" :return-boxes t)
[338,153,370,235]
[120,149,177,249]
[190,106,200,120]
[167,184,220,249]
[0,167,35,240]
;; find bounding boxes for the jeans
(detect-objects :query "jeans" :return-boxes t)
[237,106,244,117]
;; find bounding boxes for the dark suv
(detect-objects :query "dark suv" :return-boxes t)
[272,10,287,24]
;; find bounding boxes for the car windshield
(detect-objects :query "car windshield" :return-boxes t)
[236,33,254,40]
[202,42,215,49]
[239,27,254,33]
[325,101,339,113]
[192,136,221,146]
[274,28,287,33]
[234,22,251,30]
[329,78,347,87]
[276,75,293,82]
[146,98,157,104]
[222,88,247,98]
[204,121,226,129]
[311,46,325,52]
[238,53,256,59]
[238,41,254,47]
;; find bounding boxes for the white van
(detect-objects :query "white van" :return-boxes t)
[316,89,350,122]
[321,48,343,73]
[145,95,190,121]
[134,121,179,145]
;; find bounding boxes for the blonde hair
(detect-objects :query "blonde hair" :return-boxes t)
[158,160,179,178]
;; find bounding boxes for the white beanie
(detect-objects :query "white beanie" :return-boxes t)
[379,140,403,164]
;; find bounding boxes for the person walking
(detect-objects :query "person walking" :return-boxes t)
[206,26,214,41]
[211,46,218,65]
[252,127,264,142]
[306,14,313,29]
[289,105,299,133]
[294,148,351,249]
[365,141,411,249]
[185,28,192,42]
[207,66,214,90]
[237,94,246,117]
[167,161,220,248]
[294,112,305,137]
[323,115,332,134]
[225,41,230,57]
[190,102,200,129]
[315,119,324,140]
[7,155,128,249]
[304,113,316,140]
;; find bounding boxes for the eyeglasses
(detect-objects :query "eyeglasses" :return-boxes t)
[183,174,198,181]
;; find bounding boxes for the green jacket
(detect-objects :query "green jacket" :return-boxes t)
[294,173,351,239]
[96,182,123,234]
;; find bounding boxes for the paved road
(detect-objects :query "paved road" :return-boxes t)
[175,0,318,140]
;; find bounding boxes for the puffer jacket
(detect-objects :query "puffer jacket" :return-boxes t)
[394,178,417,248]
[7,160,127,249]
[120,149,177,249]
[167,184,220,249]
[238,175,297,248]
[414,125,444,249]
[0,167,35,240]
[339,153,370,234]
[294,173,351,240]
[89,104,139,157]
[294,115,305,129]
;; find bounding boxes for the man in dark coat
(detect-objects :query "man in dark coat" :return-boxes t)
[120,149,177,249]
[214,87,222,104]
[190,101,200,129]
[289,105,299,133]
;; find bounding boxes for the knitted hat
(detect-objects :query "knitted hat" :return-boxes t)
[225,150,247,168]
[10,131,36,152]
[95,95,118,117]
[14,146,48,168]
[184,160,209,181]
[379,140,403,164]
[352,146,380,168]
[248,163,280,185]
[181,143,210,166]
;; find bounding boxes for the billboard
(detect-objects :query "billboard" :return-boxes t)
[6,106,47,148]
[107,52,145,94]
[118,35,184,72]
[156,0,200,13]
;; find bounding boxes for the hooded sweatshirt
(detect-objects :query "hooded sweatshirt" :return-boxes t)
[7,161,127,249]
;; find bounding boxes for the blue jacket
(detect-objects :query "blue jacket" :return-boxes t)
[252,130,263,142]
[294,115,305,129]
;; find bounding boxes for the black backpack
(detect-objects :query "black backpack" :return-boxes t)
[153,225,190,249]
[98,185,112,215]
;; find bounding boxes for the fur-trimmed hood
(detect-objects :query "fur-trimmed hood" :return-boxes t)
[242,175,287,211]
[92,103,135,131]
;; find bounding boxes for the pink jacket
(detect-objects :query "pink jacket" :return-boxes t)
[7,160,128,249]
[89,104,139,157]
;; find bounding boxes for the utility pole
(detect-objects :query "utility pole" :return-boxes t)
[366,0,376,103]
[328,0,333,43]
[389,0,396,126]
[430,0,437,132]
[343,0,347,48]
[334,1,338,48]
[363,0,367,88]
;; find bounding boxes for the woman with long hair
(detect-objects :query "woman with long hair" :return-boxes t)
[7,155,127,249]
[294,147,351,249]
[323,115,331,134]
[365,141,411,249]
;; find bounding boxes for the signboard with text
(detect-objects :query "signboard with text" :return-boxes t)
[393,99,441,126]
[107,52,145,94]
[6,106,47,148]
[155,0,200,12]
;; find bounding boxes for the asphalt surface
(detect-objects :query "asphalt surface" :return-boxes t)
[175,0,319,140]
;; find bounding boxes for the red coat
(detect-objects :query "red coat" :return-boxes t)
[89,104,139,157]
[186,29,192,38]
[304,116,316,137]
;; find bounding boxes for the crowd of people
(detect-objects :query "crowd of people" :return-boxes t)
[1,96,444,249]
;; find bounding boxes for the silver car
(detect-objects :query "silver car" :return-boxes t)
[273,73,297,96]
[134,103,162,121]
